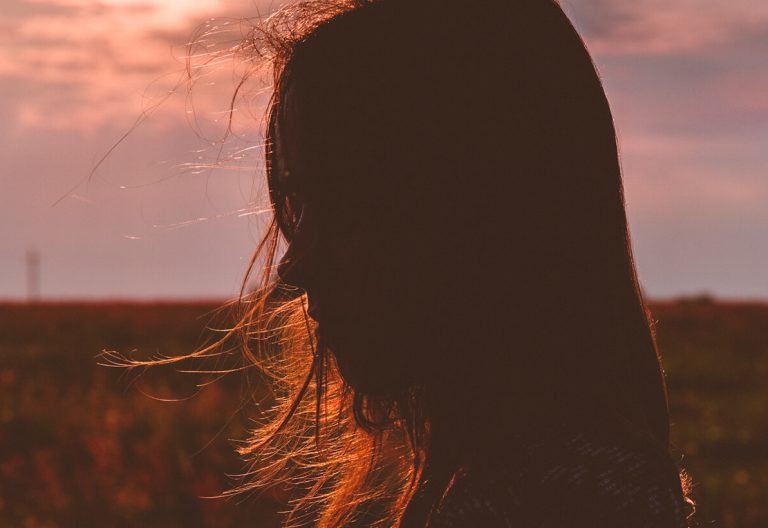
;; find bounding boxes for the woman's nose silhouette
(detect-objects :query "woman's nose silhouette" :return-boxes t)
[275,203,313,290]
[276,221,320,293]
[277,248,306,290]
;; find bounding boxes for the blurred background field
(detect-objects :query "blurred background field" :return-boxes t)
[0,299,766,528]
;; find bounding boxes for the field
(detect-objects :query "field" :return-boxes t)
[1,299,766,527]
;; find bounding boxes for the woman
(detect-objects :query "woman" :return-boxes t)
[230,0,694,526]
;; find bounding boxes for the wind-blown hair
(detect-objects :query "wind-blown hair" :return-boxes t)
[114,1,693,526]
[218,4,435,525]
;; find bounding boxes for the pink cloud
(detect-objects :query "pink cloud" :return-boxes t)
[569,0,768,56]
[713,72,768,113]
[617,132,768,222]
[1,0,273,133]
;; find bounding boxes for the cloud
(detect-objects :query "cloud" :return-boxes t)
[0,114,262,299]
[602,55,768,138]
[572,1,768,139]
[622,134,768,215]
[0,0,277,133]
[565,0,768,56]
[2,0,79,18]
[556,0,768,297]
[2,0,767,299]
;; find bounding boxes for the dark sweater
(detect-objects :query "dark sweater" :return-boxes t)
[430,421,690,528]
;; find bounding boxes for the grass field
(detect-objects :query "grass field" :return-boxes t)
[1,299,766,527]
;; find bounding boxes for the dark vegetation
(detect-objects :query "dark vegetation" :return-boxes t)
[0,299,765,527]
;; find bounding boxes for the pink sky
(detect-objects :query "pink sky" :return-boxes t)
[1,0,767,299]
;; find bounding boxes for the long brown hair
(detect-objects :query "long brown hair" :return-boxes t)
[115,1,692,526]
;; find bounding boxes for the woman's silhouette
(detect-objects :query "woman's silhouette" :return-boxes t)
[232,0,693,526]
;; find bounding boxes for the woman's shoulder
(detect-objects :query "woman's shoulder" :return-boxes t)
[529,424,690,527]
[431,421,690,528]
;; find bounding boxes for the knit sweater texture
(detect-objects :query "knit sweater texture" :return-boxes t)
[430,420,690,528]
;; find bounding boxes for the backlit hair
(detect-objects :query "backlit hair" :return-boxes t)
[113,1,694,526]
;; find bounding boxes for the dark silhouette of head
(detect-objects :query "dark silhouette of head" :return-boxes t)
[235,0,684,525]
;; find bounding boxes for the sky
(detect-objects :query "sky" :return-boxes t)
[0,0,766,300]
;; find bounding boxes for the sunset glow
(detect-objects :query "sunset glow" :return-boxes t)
[1,0,766,299]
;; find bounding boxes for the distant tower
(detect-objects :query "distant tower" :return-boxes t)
[26,249,40,302]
